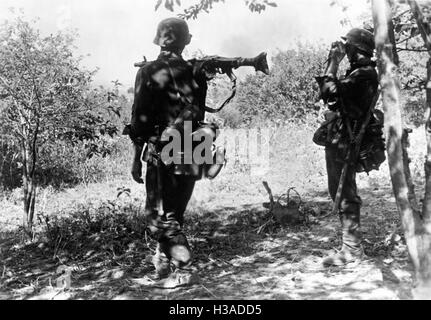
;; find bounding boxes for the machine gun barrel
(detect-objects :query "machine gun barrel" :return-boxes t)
[195,52,269,75]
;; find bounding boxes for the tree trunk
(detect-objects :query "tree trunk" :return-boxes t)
[20,122,38,237]
[373,0,431,299]
[372,0,428,298]
[22,141,35,236]
[22,141,31,235]
[423,60,431,224]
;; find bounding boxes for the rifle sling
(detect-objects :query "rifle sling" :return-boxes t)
[203,70,238,114]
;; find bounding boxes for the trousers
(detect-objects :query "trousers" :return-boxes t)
[145,162,196,267]
[325,145,362,225]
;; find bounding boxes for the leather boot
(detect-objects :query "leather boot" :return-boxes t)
[161,267,200,289]
[154,248,200,289]
[323,213,363,267]
[152,243,172,279]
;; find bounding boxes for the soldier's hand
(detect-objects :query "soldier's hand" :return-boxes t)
[131,159,144,184]
[329,41,346,64]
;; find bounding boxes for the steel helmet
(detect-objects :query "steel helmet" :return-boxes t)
[153,17,192,49]
[342,28,375,57]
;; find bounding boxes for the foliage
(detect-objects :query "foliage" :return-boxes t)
[40,196,148,257]
[155,0,277,20]
[399,50,428,127]
[0,15,128,189]
[0,125,21,189]
[0,14,125,231]
[0,17,115,145]
[211,45,327,128]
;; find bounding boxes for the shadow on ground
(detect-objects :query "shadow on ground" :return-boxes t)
[0,185,414,300]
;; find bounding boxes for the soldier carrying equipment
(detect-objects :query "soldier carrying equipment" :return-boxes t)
[133,52,269,115]
[314,28,385,267]
[124,17,269,285]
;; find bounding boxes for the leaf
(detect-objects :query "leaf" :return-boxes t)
[155,0,163,10]
[264,1,277,7]
[165,0,174,11]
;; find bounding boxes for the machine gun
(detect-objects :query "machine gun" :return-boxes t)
[134,52,269,113]
[134,52,269,75]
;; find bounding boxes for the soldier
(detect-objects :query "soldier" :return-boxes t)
[315,28,380,267]
[127,17,269,286]
[128,17,205,286]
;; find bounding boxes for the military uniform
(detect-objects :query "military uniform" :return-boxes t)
[320,61,379,261]
[316,29,381,267]
[129,18,209,279]
[129,18,268,281]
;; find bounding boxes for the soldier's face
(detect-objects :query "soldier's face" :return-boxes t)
[345,43,356,63]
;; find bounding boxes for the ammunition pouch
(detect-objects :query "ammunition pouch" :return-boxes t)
[313,111,343,146]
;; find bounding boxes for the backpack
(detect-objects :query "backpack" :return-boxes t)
[313,109,386,173]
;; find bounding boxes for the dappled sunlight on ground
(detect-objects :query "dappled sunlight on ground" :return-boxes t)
[0,183,413,300]
[1,125,424,300]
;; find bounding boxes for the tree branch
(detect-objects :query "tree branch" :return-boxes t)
[408,0,431,54]
[397,48,429,52]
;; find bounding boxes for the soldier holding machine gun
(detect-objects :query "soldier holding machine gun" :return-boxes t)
[314,28,385,267]
[124,17,269,286]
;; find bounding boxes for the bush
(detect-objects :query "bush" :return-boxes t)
[0,130,133,190]
[398,50,428,127]
[40,195,148,257]
[215,45,327,128]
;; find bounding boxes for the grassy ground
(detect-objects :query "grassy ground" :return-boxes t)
[0,125,425,300]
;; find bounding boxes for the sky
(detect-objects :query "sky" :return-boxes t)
[0,0,370,89]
